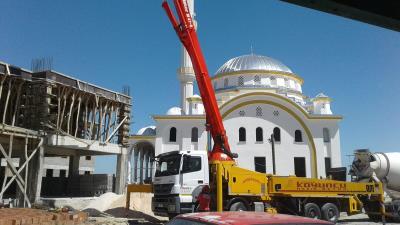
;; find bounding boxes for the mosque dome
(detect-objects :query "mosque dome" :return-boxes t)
[137,126,156,136]
[212,54,304,104]
[166,106,182,115]
[215,54,292,75]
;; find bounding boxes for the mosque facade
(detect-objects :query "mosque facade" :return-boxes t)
[130,0,342,183]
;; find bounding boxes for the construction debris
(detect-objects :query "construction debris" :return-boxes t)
[0,208,88,225]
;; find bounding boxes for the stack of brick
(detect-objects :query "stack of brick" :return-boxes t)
[0,208,88,225]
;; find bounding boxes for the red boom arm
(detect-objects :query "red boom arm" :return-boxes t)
[162,0,234,161]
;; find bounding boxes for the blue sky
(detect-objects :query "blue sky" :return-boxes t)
[1,1,399,174]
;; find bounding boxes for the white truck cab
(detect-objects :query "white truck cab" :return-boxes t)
[151,150,209,218]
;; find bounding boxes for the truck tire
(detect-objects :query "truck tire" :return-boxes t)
[365,201,381,222]
[229,201,248,211]
[367,214,381,222]
[304,203,321,219]
[168,214,177,221]
[321,203,339,223]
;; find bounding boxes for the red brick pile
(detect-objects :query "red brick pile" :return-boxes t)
[0,208,88,225]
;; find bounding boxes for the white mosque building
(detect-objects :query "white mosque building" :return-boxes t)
[130,0,342,184]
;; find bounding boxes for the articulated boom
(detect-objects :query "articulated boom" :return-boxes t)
[162,0,233,161]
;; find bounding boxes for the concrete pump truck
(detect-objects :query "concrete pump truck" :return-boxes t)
[151,0,387,223]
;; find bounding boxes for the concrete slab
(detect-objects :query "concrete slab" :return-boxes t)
[46,134,124,155]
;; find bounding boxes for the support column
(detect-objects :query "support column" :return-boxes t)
[144,152,149,182]
[115,147,128,194]
[0,157,4,195]
[149,151,154,181]
[127,147,132,184]
[27,146,44,204]
[139,149,144,184]
[133,148,138,183]
[68,153,80,177]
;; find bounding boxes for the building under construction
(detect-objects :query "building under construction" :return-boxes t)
[0,61,131,207]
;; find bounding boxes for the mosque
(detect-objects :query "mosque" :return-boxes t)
[130,0,342,184]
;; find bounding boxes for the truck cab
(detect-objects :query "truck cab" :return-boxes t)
[151,150,209,217]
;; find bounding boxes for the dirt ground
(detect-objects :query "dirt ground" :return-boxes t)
[52,193,396,225]
[82,212,397,225]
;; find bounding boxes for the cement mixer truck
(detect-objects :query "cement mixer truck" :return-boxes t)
[350,149,400,220]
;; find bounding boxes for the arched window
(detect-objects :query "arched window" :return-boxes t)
[169,127,177,142]
[295,130,302,142]
[239,127,246,142]
[254,75,261,85]
[224,78,229,88]
[323,128,330,143]
[270,76,277,86]
[256,127,263,142]
[191,127,198,143]
[273,127,281,142]
[238,76,244,86]
[284,78,290,88]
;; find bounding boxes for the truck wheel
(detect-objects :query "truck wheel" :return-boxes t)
[229,201,248,211]
[367,214,381,222]
[304,203,321,219]
[168,214,177,221]
[321,203,339,223]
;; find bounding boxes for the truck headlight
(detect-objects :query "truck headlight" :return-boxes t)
[168,204,176,212]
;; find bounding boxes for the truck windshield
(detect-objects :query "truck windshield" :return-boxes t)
[155,154,181,177]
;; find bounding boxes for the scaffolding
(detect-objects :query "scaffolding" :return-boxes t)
[0,61,132,206]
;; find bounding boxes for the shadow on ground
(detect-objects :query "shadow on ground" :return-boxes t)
[105,207,164,223]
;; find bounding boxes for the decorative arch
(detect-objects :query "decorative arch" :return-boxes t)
[132,141,155,184]
[219,92,319,178]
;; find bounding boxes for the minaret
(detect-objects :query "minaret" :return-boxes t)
[178,0,196,115]
[312,93,333,115]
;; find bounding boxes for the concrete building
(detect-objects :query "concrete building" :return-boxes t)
[0,156,94,178]
[43,156,94,177]
[130,0,342,183]
[0,61,131,206]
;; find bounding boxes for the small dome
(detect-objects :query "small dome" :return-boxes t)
[316,93,328,98]
[166,106,182,115]
[136,126,156,136]
[215,54,292,75]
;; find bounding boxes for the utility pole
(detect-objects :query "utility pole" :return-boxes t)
[269,134,276,175]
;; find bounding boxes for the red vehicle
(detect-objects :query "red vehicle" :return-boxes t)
[167,212,333,225]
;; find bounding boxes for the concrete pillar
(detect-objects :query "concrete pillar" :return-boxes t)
[144,152,149,182]
[127,148,133,184]
[68,153,80,177]
[133,148,138,183]
[27,146,44,204]
[149,151,154,181]
[115,147,128,194]
[139,149,144,184]
[0,157,4,195]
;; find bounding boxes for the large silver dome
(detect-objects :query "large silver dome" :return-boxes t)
[215,54,292,75]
